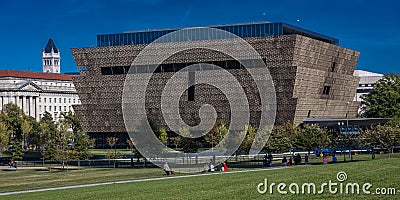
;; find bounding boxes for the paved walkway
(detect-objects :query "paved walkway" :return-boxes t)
[0,166,287,196]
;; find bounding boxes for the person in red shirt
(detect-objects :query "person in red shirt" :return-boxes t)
[223,162,228,171]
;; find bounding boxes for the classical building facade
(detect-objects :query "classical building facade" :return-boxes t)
[0,70,80,121]
[0,39,80,121]
[71,22,360,147]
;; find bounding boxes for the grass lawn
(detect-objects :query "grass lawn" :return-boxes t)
[0,156,399,199]
[0,167,164,193]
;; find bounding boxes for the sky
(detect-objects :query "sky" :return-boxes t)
[0,0,399,74]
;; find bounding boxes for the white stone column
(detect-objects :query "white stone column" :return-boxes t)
[35,97,40,121]
[23,96,28,115]
[4,95,9,105]
[0,96,3,111]
[16,95,21,109]
[8,95,14,104]
[29,96,34,118]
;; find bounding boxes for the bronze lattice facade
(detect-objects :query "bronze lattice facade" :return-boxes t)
[71,23,359,147]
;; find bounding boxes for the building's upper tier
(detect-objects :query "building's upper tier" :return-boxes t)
[97,22,339,47]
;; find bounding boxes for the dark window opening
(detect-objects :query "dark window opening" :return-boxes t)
[225,60,241,69]
[163,64,175,72]
[174,63,186,71]
[188,86,195,101]
[101,67,112,75]
[112,66,125,74]
[323,86,331,95]
[188,71,195,101]
[101,59,267,75]
[331,62,336,72]
[124,66,130,73]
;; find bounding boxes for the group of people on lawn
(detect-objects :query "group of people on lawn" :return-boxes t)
[279,153,304,166]
[163,152,339,175]
[163,160,229,176]
[265,153,337,167]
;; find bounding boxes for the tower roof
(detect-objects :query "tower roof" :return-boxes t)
[44,38,59,53]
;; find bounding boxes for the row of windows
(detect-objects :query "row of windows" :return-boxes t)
[357,89,372,93]
[39,112,67,120]
[358,84,374,87]
[43,59,59,66]
[101,59,266,75]
[39,97,80,104]
[97,23,283,46]
[39,105,72,112]
[35,81,73,87]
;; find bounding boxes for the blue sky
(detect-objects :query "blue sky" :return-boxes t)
[0,0,398,74]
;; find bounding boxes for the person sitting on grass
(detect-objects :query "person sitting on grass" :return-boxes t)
[332,154,337,163]
[322,154,329,164]
[163,161,172,176]
[268,153,273,167]
[288,157,292,166]
[203,163,209,172]
[9,159,17,168]
[296,154,302,165]
[305,154,309,165]
[281,157,287,166]
[223,162,228,171]
[208,161,215,172]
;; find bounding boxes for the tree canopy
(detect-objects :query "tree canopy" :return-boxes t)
[0,103,92,164]
[362,73,400,118]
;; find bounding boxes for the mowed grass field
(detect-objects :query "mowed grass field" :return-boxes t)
[0,156,399,199]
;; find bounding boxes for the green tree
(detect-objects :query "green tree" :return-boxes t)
[281,121,299,142]
[1,104,27,161]
[60,112,92,161]
[237,125,257,155]
[106,137,119,168]
[364,121,400,158]
[41,112,58,168]
[0,121,10,157]
[295,125,330,155]
[204,121,228,151]
[56,122,74,169]
[158,128,168,145]
[73,131,93,161]
[61,111,82,135]
[10,140,24,161]
[264,126,292,153]
[2,103,24,140]
[170,136,181,150]
[179,127,200,153]
[361,73,400,118]
[21,116,34,149]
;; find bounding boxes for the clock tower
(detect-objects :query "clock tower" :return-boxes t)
[42,38,60,73]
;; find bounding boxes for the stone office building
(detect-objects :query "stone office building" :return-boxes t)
[0,38,80,121]
[71,22,360,147]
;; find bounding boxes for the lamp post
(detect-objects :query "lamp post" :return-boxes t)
[345,102,349,130]
[345,101,352,160]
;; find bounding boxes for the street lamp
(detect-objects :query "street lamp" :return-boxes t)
[345,101,352,160]
[345,101,349,131]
